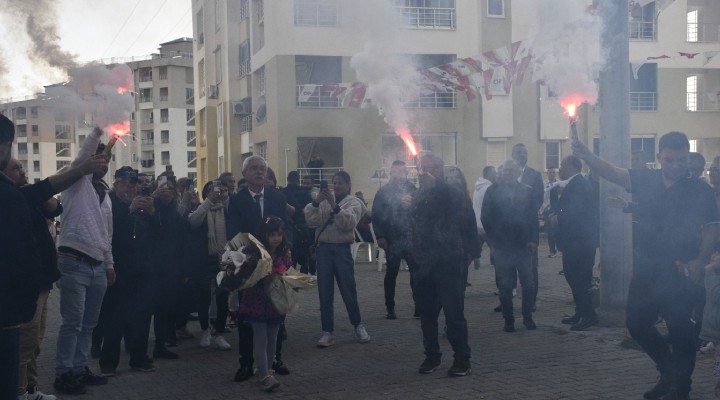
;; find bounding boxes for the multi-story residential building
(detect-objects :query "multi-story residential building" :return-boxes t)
[115,38,197,181]
[193,0,719,197]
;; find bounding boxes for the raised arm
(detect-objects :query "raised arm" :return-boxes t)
[572,139,630,190]
[73,127,104,167]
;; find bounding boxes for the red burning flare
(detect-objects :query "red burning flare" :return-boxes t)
[560,95,587,121]
[101,121,131,158]
[396,127,419,157]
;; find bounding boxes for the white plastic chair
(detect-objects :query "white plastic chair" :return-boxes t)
[351,224,385,271]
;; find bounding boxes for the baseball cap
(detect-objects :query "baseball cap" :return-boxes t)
[114,166,138,182]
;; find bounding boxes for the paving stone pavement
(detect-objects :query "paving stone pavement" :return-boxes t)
[34,239,715,399]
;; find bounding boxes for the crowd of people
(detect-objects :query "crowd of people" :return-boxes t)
[1,110,720,399]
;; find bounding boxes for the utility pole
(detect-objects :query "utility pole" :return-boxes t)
[598,0,633,309]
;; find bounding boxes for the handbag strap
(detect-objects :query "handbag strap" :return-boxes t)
[313,213,335,249]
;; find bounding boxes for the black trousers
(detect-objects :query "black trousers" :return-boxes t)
[384,248,417,310]
[626,272,695,395]
[561,246,596,318]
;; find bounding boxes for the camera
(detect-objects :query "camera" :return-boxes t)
[319,180,328,190]
[140,185,152,196]
[157,176,168,188]
[212,180,222,193]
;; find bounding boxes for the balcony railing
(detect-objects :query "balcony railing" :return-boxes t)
[296,85,343,108]
[55,130,70,139]
[140,74,153,82]
[186,89,195,105]
[140,159,155,168]
[142,139,154,145]
[239,60,251,78]
[630,92,657,111]
[630,20,657,40]
[139,96,153,103]
[297,167,345,186]
[187,133,196,146]
[687,23,720,42]
[404,92,456,109]
[395,6,456,29]
[187,157,197,168]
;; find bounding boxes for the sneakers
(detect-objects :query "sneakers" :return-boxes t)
[700,341,715,353]
[54,372,86,395]
[260,374,281,392]
[272,360,290,375]
[199,329,212,348]
[75,367,108,386]
[448,360,471,377]
[129,358,157,372]
[176,327,194,340]
[25,386,57,400]
[213,335,232,351]
[548,252,558,258]
[355,325,371,343]
[317,332,335,348]
[418,358,441,374]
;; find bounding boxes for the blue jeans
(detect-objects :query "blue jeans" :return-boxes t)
[0,327,20,400]
[55,254,107,376]
[316,243,362,332]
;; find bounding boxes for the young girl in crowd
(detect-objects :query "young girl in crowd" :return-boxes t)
[224,216,292,392]
[701,245,720,400]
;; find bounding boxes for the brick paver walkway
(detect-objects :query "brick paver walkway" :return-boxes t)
[34,240,715,399]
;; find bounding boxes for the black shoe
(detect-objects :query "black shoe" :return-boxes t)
[130,358,157,372]
[272,360,290,375]
[561,314,580,325]
[386,309,397,320]
[153,347,179,359]
[570,316,599,331]
[503,320,515,333]
[493,304,502,313]
[54,372,86,395]
[523,317,537,330]
[448,360,471,377]
[418,358,441,374]
[100,366,117,377]
[90,345,101,359]
[76,367,108,386]
[643,376,672,399]
[234,365,254,382]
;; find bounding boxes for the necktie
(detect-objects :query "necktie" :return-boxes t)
[254,193,263,218]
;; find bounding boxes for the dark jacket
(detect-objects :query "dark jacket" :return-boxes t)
[151,200,192,278]
[410,181,475,272]
[520,165,545,214]
[372,180,417,253]
[556,175,599,252]
[227,186,289,239]
[110,192,155,283]
[481,182,540,250]
[283,183,313,226]
[0,173,41,327]
[20,178,62,291]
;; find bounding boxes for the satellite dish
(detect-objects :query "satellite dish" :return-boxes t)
[256,104,267,122]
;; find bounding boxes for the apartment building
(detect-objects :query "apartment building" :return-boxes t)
[192,0,720,197]
[116,38,197,181]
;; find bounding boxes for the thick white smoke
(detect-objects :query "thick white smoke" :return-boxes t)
[531,0,609,107]
[346,0,422,141]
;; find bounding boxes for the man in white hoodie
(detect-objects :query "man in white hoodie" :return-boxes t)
[54,127,115,396]
[472,165,497,254]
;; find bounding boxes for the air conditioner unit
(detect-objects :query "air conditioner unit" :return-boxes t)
[232,100,251,116]
[207,85,219,99]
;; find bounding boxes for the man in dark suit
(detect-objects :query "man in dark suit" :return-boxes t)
[512,143,544,309]
[550,155,599,331]
[226,155,291,381]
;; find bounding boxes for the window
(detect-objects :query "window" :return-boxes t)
[161,130,169,144]
[687,73,720,112]
[33,161,40,172]
[214,0,222,31]
[196,8,204,47]
[56,143,70,156]
[256,0,264,24]
[188,151,196,163]
[487,0,504,17]
[132,153,138,163]
[31,125,38,136]
[30,107,38,118]
[255,142,267,160]
[14,107,26,119]
[257,66,266,96]
[159,66,167,80]
[140,67,152,82]
[17,143,27,155]
[689,139,698,153]
[382,133,456,165]
[295,56,342,108]
[545,142,561,169]
[187,130,196,145]
[161,151,170,165]
[198,59,206,98]
[403,54,456,109]
[630,1,656,40]
[394,0,456,29]
[142,131,154,145]
[630,63,657,111]
[159,87,168,101]
[140,88,152,102]
[214,46,222,84]
[32,143,39,155]
[187,109,195,123]
[160,109,169,123]
[16,125,26,137]
[687,75,698,111]
[56,161,71,171]
[240,0,249,21]
[294,0,338,27]
[55,124,71,139]
[186,88,194,101]
[239,41,251,78]
[687,9,699,42]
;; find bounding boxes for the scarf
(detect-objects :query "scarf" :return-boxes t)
[207,202,227,255]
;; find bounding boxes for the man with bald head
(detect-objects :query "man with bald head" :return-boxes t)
[481,160,539,333]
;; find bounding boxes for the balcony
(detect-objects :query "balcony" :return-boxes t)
[630,20,657,41]
[140,74,153,82]
[140,159,155,169]
[55,129,71,139]
[630,92,657,111]
[395,6,456,30]
[142,139,155,145]
[296,85,343,108]
[297,167,345,186]
[404,92,456,109]
[56,144,71,157]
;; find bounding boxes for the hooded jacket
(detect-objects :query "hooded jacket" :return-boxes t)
[472,177,493,232]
